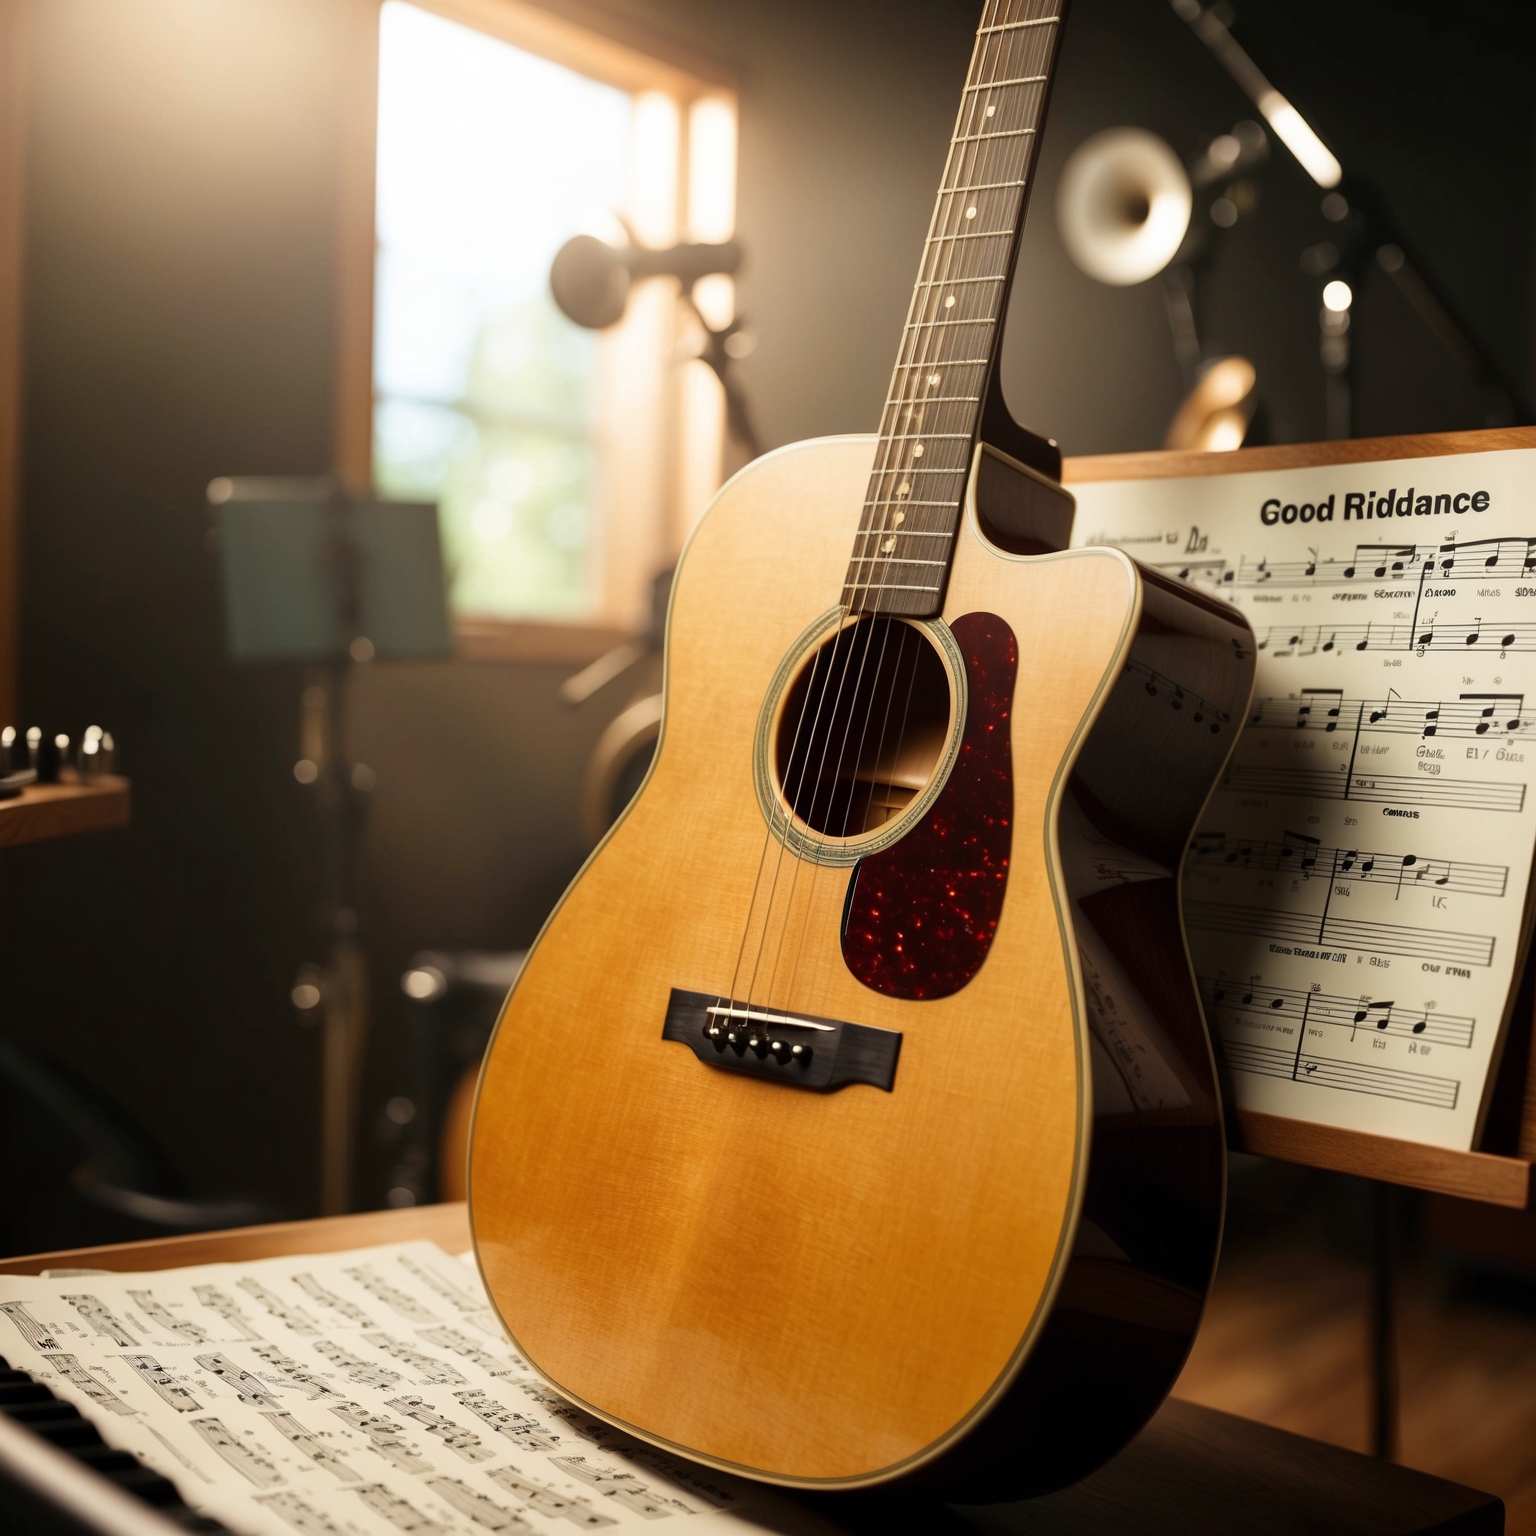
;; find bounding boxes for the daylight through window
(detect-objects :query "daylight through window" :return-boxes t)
[371,0,735,632]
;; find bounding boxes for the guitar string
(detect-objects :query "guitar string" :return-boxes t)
[767,89,995,1009]
[726,0,1042,1030]
[770,26,1029,1014]
[730,12,1001,1020]
[776,620,918,1010]
[749,35,996,1015]
[751,10,1034,1021]
[717,601,853,1023]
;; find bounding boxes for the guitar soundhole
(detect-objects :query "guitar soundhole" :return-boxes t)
[774,617,952,838]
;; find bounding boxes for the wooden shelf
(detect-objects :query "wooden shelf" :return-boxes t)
[1232,1109,1534,1210]
[0,1202,469,1276]
[0,775,129,848]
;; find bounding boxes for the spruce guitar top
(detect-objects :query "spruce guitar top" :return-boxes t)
[470,0,1256,1500]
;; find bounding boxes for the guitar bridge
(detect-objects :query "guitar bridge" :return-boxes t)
[662,989,901,1092]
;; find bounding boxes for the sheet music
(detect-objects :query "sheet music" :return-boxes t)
[1072,447,1536,1148]
[0,1243,831,1536]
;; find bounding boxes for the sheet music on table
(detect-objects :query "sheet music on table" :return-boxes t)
[1072,447,1536,1149]
[0,1242,829,1536]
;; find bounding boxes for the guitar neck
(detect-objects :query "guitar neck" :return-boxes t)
[844,0,1069,618]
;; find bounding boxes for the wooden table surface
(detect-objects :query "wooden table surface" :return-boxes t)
[0,1201,471,1275]
[0,1205,1506,1532]
[0,775,129,848]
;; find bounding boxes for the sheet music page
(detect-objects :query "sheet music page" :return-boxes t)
[0,1242,831,1536]
[1071,446,1536,1149]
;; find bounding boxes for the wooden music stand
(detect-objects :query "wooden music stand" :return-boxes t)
[1063,425,1536,1213]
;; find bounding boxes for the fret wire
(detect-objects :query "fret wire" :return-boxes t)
[962,74,1047,91]
[912,274,1008,288]
[854,0,1064,611]
[976,18,1059,34]
[901,320,1000,334]
[921,228,1016,244]
[952,127,1037,144]
[841,559,946,571]
[938,184,1025,199]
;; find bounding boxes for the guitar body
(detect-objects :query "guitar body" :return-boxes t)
[470,434,1255,1497]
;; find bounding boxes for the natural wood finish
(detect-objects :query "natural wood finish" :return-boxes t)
[1230,1000,1536,1208]
[1063,425,1536,485]
[408,0,736,96]
[470,435,1141,1483]
[1233,1110,1534,1210]
[0,776,129,848]
[0,1201,470,1276]
[1178,1239,1534,1533]
[0,0,26,727]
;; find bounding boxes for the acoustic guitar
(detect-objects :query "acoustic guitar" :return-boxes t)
[470,0,1255,1499]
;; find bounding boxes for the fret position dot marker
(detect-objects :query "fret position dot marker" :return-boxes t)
[913,443,924,457]
[966,206,977,219]
[944,295,956,308]
[927,373,941,387]
[897,483,911,497]
[986,104,996,118]
[893,511,906,526]
[882,537,897,553]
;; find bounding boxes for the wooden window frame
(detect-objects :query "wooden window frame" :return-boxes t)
[0,0,25,720]
[334,0,737,664]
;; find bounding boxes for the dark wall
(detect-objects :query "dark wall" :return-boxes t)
[4,0,1533,1237]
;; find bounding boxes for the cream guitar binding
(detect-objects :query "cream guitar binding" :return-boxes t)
[470,0,1257,1499]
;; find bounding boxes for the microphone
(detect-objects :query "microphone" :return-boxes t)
[550,234,742,329]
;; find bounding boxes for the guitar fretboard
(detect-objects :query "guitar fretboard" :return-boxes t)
[843,0,1067,617]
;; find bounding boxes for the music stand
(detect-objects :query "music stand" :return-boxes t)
[211,477,451,1214]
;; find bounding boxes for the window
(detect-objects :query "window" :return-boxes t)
[346,0,737,650]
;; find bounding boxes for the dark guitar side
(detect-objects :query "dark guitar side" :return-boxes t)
[901,545,1254,1499]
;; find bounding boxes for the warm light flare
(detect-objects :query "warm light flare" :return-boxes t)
[1257,91,1342,189]
[1322,279,1353,313]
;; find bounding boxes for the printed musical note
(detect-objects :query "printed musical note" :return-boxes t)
[1201,976,1475,1049]
[1187,832,1507,898]
[1159,536,1536,591]
[1255,620,1536,657]
[1250,691,1527,740]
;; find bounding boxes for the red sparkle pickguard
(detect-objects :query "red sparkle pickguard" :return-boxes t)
[840,611,1016,999]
